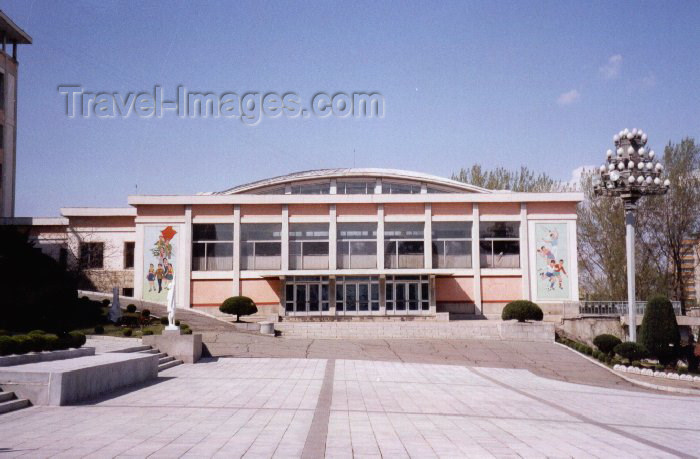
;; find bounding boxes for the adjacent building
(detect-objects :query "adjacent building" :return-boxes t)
[15,168,583,320]
[0,11,31,218]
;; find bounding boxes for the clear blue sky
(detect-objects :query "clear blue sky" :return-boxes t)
[5,0,700,216]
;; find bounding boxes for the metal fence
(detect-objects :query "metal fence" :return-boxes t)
[572,301,682,317]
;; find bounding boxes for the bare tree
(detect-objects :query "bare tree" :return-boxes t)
[452,165,565,192]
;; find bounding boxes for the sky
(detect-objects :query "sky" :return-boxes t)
[4,0,700,216]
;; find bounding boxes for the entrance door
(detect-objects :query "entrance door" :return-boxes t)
[285,277,330,316]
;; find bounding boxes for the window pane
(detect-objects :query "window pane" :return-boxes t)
[337,181,375,194]
[207,243,233,271]
[480,222,519,239]
[241,223,281,241]
[432,222,471,239]
[193,224,233,241]
[337,223,377,240]
[192,243,206,271]
[385,223,424,239]
[492,240,520,268]
[384,182,421,194]
[303,241,329,256]
[291,182,330,194]
[124,242,135,269]
[289,223,329,240]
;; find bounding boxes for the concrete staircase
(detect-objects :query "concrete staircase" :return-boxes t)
[128,345,183,372]
[0,389,30,415]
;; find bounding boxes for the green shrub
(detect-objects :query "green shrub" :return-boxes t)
[182,328,193,335]
[631,360,642,368]
[614,342,648,361]
[180,323,190,330]
[26,334,47,353]
[0,336,17,356]
[678,367,688,375]
[220,296,258,322]
[54,334,72,350]
[43,334,59,351]
[175,320,181,326]
[142,330,154,336]
[141,309,150,318]
[126,304,137,313]
[593,334,622,355]
[102,299,110,307]
[28,329,46,336]
[160,317,169,325]
[122,328,133,337]
[639,295,680,365]
[585,346,593,356]
[655,364,665,371]
[69,331,86,348]
[500,300,543,322]
[12,335,32,354]
[94,325,104,334]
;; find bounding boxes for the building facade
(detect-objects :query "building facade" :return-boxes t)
[17,169,583,320]
[0,11,31,218]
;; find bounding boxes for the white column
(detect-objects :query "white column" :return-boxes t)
[519,203,530,300]
[329,204,337,270]
[233,204,241,296]
[281,204,289,271]
[377,204,385,270]
[626,207,637,341]
[179,206,193,308]
[424,203,432,269]
[134,223,145,300]
[472,203,482,315]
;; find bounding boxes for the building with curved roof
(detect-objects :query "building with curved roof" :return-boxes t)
[13,168,584,322]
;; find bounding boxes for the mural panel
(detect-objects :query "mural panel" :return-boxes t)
[535,222,570,300]
[142,225,178,302]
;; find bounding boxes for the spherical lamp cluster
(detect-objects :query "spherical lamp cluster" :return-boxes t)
[593,128,670,197]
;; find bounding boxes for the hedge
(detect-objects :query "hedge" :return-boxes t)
[0,331,86,356]
[501,300,543,322]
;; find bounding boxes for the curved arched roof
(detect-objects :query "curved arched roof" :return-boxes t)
[213,168,494,195]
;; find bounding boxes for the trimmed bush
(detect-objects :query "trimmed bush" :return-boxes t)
[69,331,86,348]
[0,336,17,356]
[175,320,181,326]
[122,328,133,337]
[12,335,33,354]
[639,295,680,365]
[43,334,59,351]
[220,296,258,322]
[26,334,47,353]
[501,300,543,322]
[654,364,665,371]
[631,360,642,368]
[180,323,190,330]
[126,304,137,313]
[182,328,193,335]
[102,299,110,307]
[55,334,72,350]
[28,329,47,336]
[94,325,105,334]
[142,330,154,336]
[141,309,150,318]
[593,334,622,355]
[614,342,648,361]
[678,367,688,375]
[160,317,169,325]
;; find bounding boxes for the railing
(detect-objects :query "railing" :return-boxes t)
[573,301,682,316]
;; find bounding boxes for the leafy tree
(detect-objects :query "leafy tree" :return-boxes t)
[452,165,565,192]
[638,295,680,364]
[220,296,258,322]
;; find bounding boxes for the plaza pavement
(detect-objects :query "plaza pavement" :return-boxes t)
[1,355,699,458]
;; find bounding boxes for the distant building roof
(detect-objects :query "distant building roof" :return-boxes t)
[0,11,32,45]
[211,168,496,195]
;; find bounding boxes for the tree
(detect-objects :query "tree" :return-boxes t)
[219,296,258,322]
[452,165,565,192]
[638,295,680,365]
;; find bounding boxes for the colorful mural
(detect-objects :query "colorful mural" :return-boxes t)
[535,222,570,300]
[142,225,178,302]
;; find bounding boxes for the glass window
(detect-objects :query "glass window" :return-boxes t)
[241,223,281,270]
[385,275,430,313]
[384,223,424,269]
[290,182,330,194]
[432,222,472,268]
[123,241,135,269]
[79,242,104,269]
[335,276,380,313]
[285,276,330,314]
[336,181,376,194]
[479,222,520,268]
[382,181,422,194]
[289,223,329,270]
[192,224,234,271]
[337,223,377,269]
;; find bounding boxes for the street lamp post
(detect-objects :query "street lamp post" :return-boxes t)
[593,128,670,341]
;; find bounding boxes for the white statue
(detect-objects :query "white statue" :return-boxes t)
[108,287,122,323]
[165,277,178,330]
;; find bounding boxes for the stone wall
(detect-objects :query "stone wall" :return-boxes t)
[558,316,626,345]
[275,320,554,341]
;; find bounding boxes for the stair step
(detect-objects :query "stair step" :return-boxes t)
[0,398,30,415]
[114,345,152,353]
[158,360,183,371]
[159,356,175,365]
[154,353,168,359]
[0,392,14,403]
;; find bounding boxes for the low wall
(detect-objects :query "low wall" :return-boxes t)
[275,320,554,341]
[0,353,158,405]
[559,317,626,345]
[0,348,95,367]
[142,333,202,364]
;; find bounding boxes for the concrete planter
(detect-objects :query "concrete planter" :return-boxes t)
[0,347,95,367]
[142,332,202,363]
